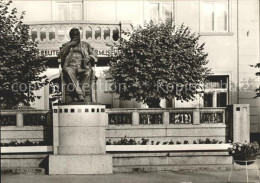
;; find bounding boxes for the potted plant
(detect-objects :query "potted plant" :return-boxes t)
[228,142,259,165]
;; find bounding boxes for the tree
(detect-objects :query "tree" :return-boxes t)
[0,0,47,109]
[250,63,260,98]
[109,21,211,108]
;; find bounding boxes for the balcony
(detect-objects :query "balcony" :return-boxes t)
[27,21,127,46]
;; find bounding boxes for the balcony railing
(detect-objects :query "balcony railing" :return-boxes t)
[0,109,50,126]
[27,21,125,45]
[107,108,226,125]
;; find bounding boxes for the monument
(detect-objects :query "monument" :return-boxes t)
[60,28,97,103]
[49,28,112,175]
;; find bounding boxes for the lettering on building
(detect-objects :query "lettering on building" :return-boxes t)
[40,48,118,57]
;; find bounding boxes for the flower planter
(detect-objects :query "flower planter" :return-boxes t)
[233,154,257,165]
[228,142,259,166]
[106,144,231,152]
[2,144,231,153]
[1,146,53,153]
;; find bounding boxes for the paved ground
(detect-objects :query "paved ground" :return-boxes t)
[2,170,260,183]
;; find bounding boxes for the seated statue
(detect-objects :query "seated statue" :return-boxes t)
[59,28,97,102]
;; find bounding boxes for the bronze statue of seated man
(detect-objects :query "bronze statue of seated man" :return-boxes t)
[60,28,97,102]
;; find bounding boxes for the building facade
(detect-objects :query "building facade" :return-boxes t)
[11,0,260,134]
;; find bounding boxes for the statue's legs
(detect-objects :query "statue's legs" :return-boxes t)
[63,67,84,101]
[80,69,92,102]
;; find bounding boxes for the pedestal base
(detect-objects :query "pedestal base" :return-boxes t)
[50,104,111,175]
[49,154,113,175]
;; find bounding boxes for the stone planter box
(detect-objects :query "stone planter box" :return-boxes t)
[1,144,231,153]
[106,144,231,152]
[1,146,53,153]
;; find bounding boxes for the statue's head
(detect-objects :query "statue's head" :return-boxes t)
[69,28,80,42]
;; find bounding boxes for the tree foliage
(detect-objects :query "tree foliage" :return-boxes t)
[250,63,260,98]
[109,21,211,107]
[0,0,47,109]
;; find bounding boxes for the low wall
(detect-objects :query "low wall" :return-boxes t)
[2,144,257,174]
[1,126,48,143]
[1,105,250,144]
[1,150,231,174]
[0,105,251,174]
[106,124,227,143]
[106,107,227,143]
[0,109,52,144]
[1,154,48,174]
[1,145,231,174]
[111,151,232,173]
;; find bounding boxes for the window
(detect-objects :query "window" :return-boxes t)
[149,1,173,23]
[55,1,83,21]
[201,0,228,32]
[204,76,229,107]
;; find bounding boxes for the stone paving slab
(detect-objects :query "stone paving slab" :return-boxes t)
[1,170,260,183]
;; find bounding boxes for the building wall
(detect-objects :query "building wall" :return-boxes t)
[10,0,260,132]
[237,0,260,133]
[174,0,238,107]
[11,1,52,22]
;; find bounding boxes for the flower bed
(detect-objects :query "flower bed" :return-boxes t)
[106,137,223,145]
[0,140,50,147]
[106,137,230,152]
[1,140,53,153]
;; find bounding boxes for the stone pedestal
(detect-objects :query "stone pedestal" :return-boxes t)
[227,104,250,143]
[232,104,250,143]
[49,103,112,174]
